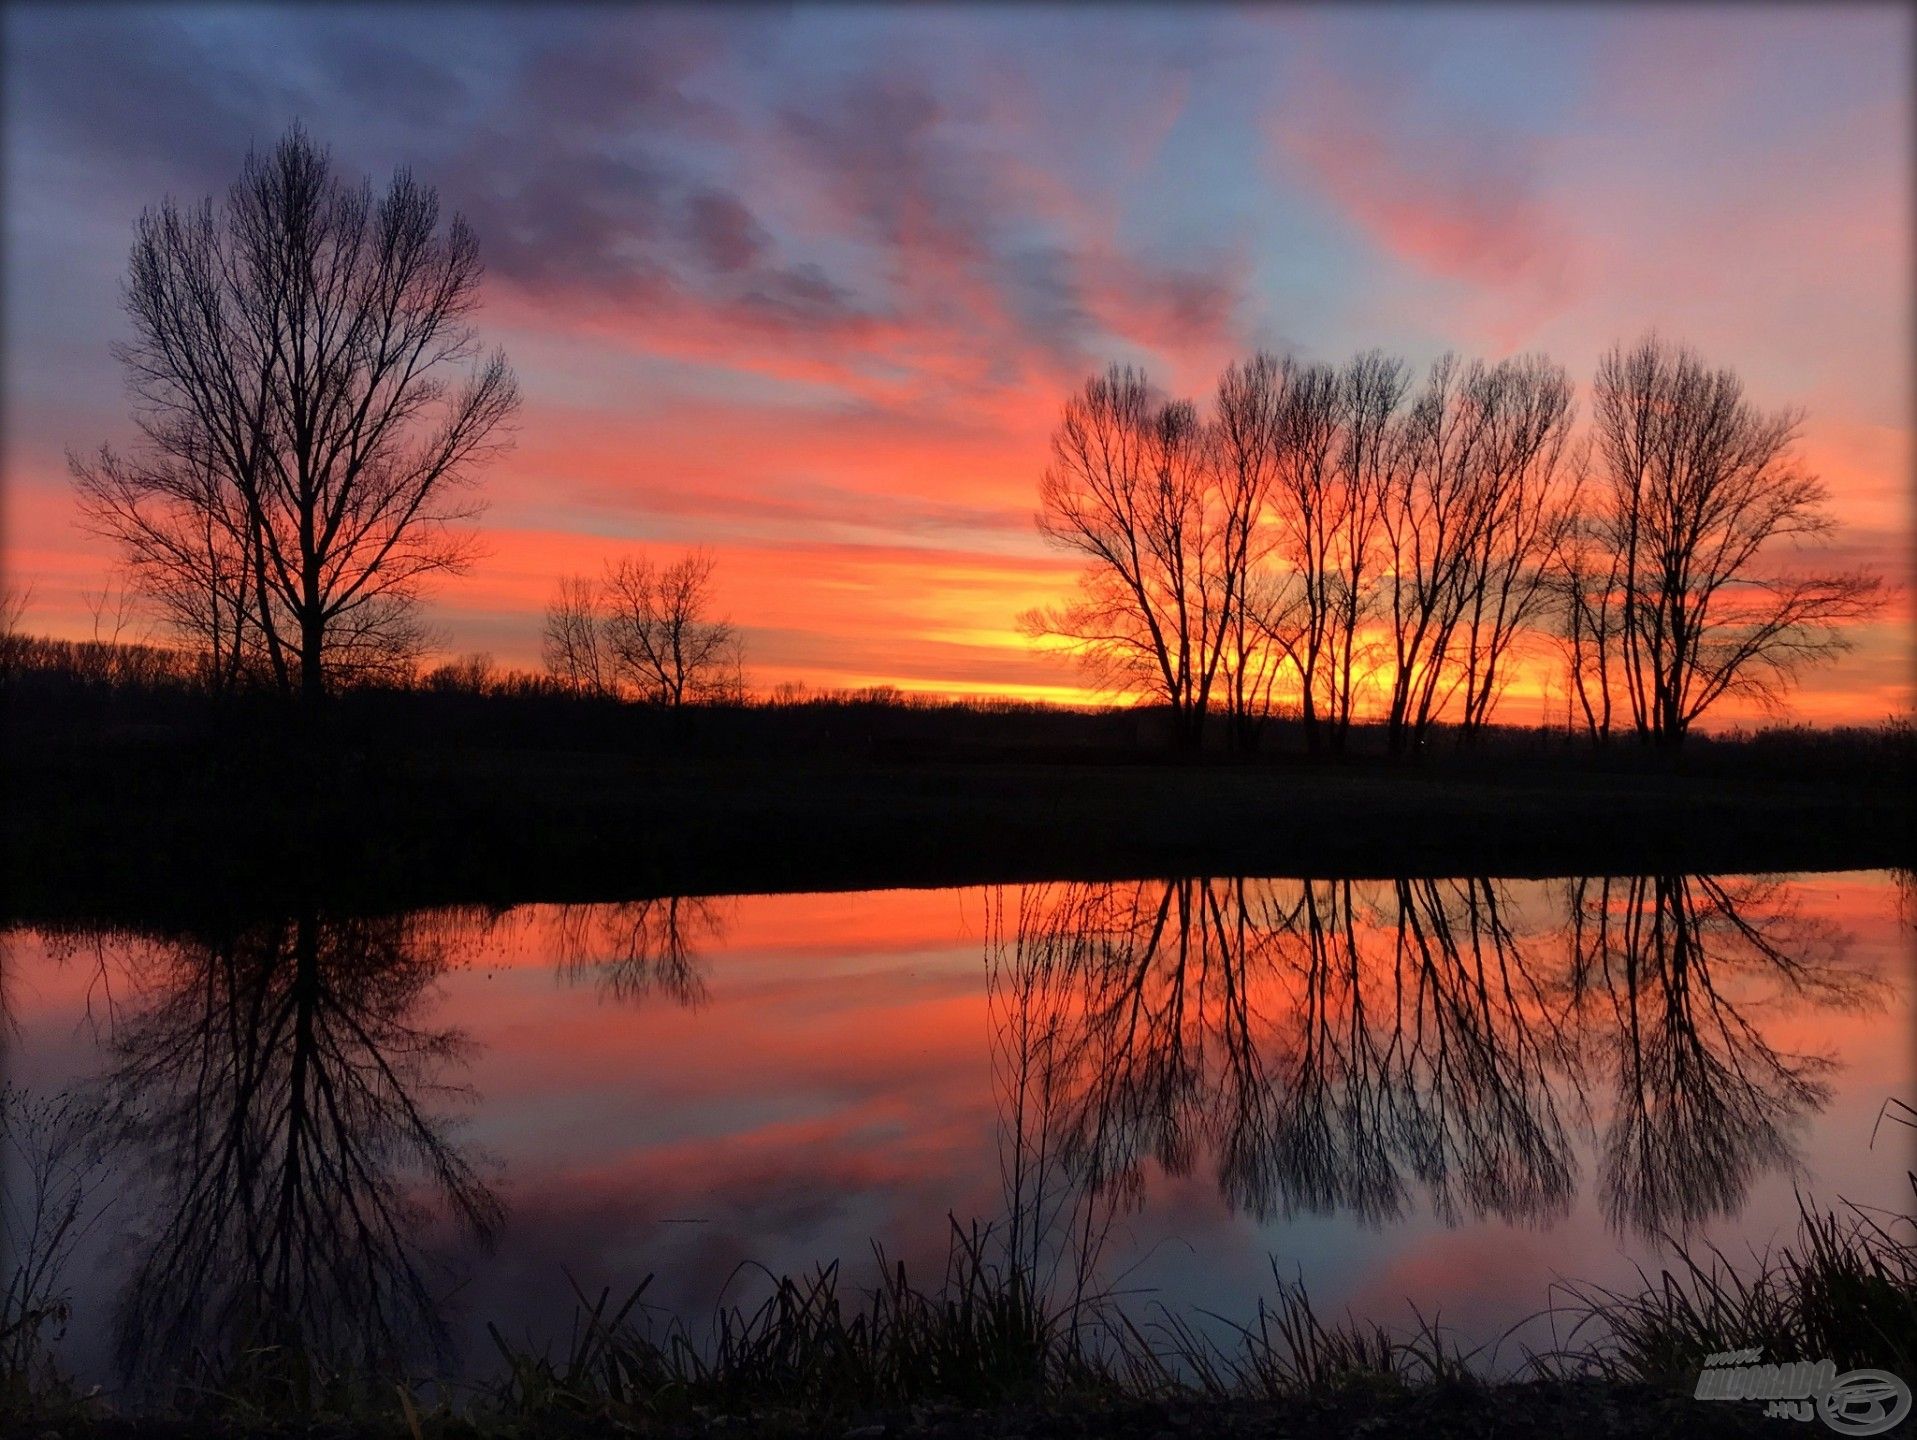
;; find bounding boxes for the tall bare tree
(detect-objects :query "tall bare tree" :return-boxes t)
[1453,356,1580,736]
[1262,356,1342,750]
[1025,365,1230,749]
[1550,481,1625,746]
[1264,351,1407,753]
[71,125,518,708]
[1321,353,1406,751]
[1377,354,1501,752]
[1211,353,1288,750]
[1590,335,1883,746]
[603,550,742,707]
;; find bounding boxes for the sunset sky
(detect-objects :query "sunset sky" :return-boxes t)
[3,3,1909,722]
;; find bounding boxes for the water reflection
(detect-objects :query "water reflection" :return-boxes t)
[553,896,726,1006]
[1568,875,1856,1234]
[984,874,1878,1240]
[86,909,501,1385]
[8,871,1887,1392]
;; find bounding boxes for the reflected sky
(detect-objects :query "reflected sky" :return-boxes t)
[2,871,1910,1393]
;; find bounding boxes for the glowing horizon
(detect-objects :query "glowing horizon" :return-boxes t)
[2,5,1909,727]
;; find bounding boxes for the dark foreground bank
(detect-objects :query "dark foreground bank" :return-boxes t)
[0,1383,1793,1439]
[4,732,1908,923]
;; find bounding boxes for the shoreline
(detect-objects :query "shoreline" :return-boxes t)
[4,741,1905,924]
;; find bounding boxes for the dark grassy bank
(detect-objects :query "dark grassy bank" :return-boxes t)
[0,1383,1789,1438]
[3,665,1909,922]
[7,1185,1910,1440]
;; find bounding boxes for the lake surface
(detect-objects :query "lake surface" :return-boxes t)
[3,870,1911,1393]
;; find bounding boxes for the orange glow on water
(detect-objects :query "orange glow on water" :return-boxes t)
[3,871,1911,1378]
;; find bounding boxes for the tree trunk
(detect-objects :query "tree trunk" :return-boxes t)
[299,612,326,713]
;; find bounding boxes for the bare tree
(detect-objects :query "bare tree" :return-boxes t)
[1590,335,1884,746]
[1453,356,1580,737]
[1024,365,1230,749]
[603,550,742,707]
[1321,353,1405,751]
[1370,354,1585,749]
[1210,354,1287,751]
[1377,354,1501,752]
[72,442,259,693]
[1227,568,1301,749]
[540,573,616,697]
[1265,352,1407,753]
[0,582,33,684]
[1262,357,1342,751]
[1550,483,1625,746]
[70,125,518,709]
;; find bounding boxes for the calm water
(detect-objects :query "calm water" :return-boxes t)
[3,871,1912,1391]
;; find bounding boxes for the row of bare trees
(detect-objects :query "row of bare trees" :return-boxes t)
[540,550,744,707]
[1029,337,1883,751]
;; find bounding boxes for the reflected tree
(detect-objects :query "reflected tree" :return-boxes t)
[1567,874,1876,1236]
[1249,877,1576,1227]
[553,896,727,1007]
[1252,878,1406,1223]
[1382,877,1578,1225]
[984,871,1877,1242]
[983,886,1122,1322]
[97,909,501,1391]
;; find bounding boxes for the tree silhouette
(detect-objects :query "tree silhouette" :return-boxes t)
[1025,340,1881,750]
[541,552,743,706]
[1588,335,1884,746]
[71,125,518,706]
[1024,367,1232,750]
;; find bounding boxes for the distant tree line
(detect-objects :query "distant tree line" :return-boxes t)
[1027,336,1884,751]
